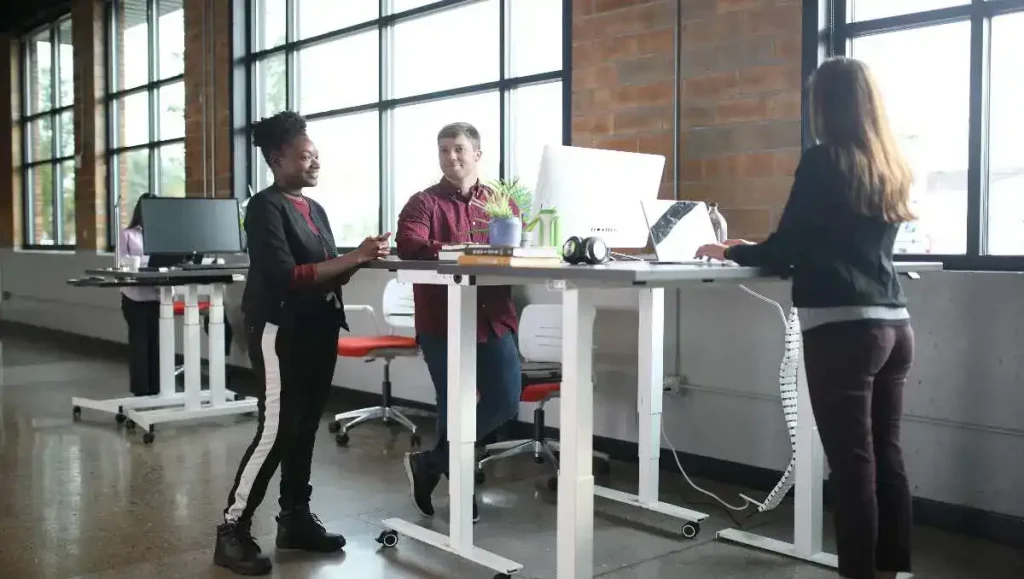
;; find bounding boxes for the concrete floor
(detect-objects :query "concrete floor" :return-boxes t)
[0,334,1021,579]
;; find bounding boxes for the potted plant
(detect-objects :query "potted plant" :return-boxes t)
[487,177,535,247]
[474,187,521,247]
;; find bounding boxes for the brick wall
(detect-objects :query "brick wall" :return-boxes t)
[571,0,803,240]
[0,35,20,247]
[72,0,108,250]
[183,0,232,198]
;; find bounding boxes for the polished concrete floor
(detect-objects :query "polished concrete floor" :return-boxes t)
[0,334,1021,579]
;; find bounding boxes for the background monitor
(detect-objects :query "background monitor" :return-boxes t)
[531,144,665,249]
[140,197,243,255]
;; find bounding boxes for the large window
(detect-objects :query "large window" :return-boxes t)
[107,0,186,243]
[21,17,75,248]
[243,0,569,247]
[820,0,1024,268]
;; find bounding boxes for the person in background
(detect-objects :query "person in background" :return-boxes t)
[698,57,916,579]
[396,122,523,522]
[214,111,390,576]
[117,192,159,397]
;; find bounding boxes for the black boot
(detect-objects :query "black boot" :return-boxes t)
[214,520,272,576]
[275,505,346,552]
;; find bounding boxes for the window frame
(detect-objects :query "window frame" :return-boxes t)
[231,0,573,250]
[807,0,1024,271]
[20,16,76,250]
[104,0,187,250]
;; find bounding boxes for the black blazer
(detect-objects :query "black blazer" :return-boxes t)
[726,145,908,309]
[240,186,348,330]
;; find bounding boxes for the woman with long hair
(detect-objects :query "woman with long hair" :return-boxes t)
[698,57,916,579]
[117,192,160,396]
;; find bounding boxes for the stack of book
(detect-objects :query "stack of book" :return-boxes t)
[456,245,562,267]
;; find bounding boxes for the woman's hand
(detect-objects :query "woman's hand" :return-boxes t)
[695,243,728,261]
[355,232,392,262]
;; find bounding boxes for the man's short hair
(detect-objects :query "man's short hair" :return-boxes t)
[437,122,481,151]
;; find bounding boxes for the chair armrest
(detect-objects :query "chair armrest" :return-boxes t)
[343,304,384,334]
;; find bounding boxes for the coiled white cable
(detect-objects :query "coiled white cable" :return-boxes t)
[661,284,802,514]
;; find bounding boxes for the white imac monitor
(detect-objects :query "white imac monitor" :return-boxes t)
[531,144,665,249]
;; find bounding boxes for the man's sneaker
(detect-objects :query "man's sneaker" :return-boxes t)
[404,451,440,517]
[275,506,346,553]
[214,520,272,576]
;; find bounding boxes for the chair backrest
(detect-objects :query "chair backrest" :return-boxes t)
[382,278,416,329]
[519,304,563,363]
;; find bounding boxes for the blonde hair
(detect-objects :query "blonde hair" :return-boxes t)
[808,57,915,223]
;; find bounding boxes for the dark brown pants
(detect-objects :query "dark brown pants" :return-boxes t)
[803,320,915,579]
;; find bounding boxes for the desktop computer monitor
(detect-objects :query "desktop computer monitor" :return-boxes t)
[531,144,664,249]
[140,197,243,256]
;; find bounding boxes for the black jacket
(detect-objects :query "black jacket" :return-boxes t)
[241,186,348,330]
[726,145,907,309]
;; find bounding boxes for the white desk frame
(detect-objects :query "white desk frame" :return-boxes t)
[372,260,936,578]
[71,270,257,440]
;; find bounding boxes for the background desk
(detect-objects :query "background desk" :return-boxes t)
[369,258,937,579]
[69,268,255,443]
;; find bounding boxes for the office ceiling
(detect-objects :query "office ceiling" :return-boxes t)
[0,0,73,34]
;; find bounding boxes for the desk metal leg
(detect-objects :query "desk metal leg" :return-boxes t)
[593,288,709,529]
[159,286,176,397]
[381,284,521,576]
[207,284,227,407]
[557,288,596,579]
[182,285,202,411]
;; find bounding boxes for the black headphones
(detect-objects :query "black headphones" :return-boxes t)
[562,236,610,265]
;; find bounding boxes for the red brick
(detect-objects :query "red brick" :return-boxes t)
[768,91,802,120]
[593,136,640,153]
[613,81,674,108]
[682,71,739,100]
[574,0,595,17]
[613,107,669,134]
[735,64,802,95]
[773,148,801,176]
[716,0,763,12]
[721,207,773,238]
[715,96,769,124]
[574,41,598,69]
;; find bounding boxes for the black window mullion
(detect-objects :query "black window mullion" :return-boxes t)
[285,0,295,110]
[966,8,990,256]
[148,0,158,195]
[50,24,63,244]
[498,0,507,180]
[378,0,388,235]
[562,0,572,147]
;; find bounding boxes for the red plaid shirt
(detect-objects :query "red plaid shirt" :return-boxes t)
[396,178,519,341]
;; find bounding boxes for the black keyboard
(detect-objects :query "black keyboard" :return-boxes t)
[178,263,246,270]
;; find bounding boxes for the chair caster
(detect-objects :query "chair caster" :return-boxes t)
[142,432,155,444]
[475,469,485,484]
[376,529,399,548]
[494,573,513,579]
[410,433,422,448]
[72,406,81,420]
[534,456,544,464]
[335,433,350,446]
[327,421,341,433]
[126,419,137,430]
[681,522,700,539]
[382,417,394,426]
[115,413,127,424]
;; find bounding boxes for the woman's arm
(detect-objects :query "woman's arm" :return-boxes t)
[724,147,824,268]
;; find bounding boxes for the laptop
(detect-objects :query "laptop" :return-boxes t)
[640,200,723,265]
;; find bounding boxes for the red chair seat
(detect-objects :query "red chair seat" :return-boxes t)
[521,382,560,403]
[338,335,418,358]
[172,300,210,315]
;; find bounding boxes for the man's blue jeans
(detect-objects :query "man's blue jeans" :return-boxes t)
[417,329,523,476]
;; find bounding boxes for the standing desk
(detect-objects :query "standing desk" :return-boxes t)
[68,268,257,443]
[368,259,937,578]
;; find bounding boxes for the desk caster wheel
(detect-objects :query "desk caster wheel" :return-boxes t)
[681,522,700,539]
[475,469,485,484]
[546,475,558,492]
[72,406,81,421]
[126,419,136,430]
[328,421,341,434]
[534,455,544,464]
[115,413,127,425]
[410,433,422,448]
[376,529,398,548]
[335,433,350,446]
[495,574,513,579]
[142,432,155,444]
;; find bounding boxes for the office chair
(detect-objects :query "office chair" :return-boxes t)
[476,303,611,485]
[328,279,424,447]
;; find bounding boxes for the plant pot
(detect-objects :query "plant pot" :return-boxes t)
[488,217,522,247]
[520,230,535,248]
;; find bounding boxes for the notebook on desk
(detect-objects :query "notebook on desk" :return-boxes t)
[640,200,727,266]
